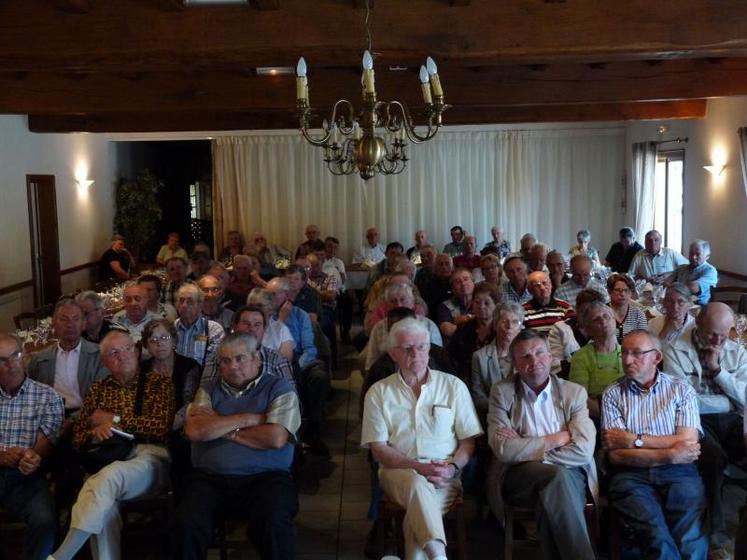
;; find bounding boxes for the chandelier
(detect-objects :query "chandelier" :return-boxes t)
[294,9,448,180]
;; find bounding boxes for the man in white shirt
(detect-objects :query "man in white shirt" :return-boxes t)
[487,329,597,560]
[362,318,482,560]
[353,227,386,265]
[628,229,688,284]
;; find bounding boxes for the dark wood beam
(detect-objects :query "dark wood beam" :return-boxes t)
[352,0,373,8]
[27,100,707,133]
[253,0,280,9]
[2,59,746,114]
[2,0,747,72]
[52,0,94,13]
[450,0,471,5]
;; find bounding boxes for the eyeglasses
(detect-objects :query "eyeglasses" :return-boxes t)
[148,335,172,344]
[105,345,137,359]
[395,343,429,354]
[621,349,657,359]
[218,354,253,366]
[0,351,22,366]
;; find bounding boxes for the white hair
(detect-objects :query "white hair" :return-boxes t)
[387,317,429,350]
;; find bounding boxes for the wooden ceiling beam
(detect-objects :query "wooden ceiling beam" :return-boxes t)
[26,100,707,133]
[52,0,94,14]
[253,0,280,10]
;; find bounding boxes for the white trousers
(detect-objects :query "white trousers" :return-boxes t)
[379,467,460,560]
[71,444,169,560]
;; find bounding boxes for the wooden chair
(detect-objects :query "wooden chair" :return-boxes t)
[12,303,54,330]
[710,286,747,313]
[120,492,173,556]
[378,493,467,560]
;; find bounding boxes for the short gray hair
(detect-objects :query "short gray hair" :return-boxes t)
[579,301,614,328]
[177,282,204,304]
[75,290,104,309]
[493,302,525,323]
[387,317,429,350]
[665,282,693,303]
[690,239,711,256]
[219,331,259,356]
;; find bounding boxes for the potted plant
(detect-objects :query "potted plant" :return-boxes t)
[114,169,163,264]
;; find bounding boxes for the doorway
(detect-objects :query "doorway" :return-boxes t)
[26,175,61,306]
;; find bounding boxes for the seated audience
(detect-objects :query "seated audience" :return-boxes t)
[406,229,429,264]
[487,329,597,560]
[421,253,453,321]
[286,263,323,323]
[207,262,244,311]
[447,282,500,381]
[362,318,482,560]
[246,288,295,362]
[555,254,609,307]
[602,330,707,559]
[479,254,502,289]
[518,233,536,261]
[112,282,160,341]
[161,256,189,307]
[0,332,64,560]
[443,225,466,257]
[174,283,226,371]
[522,270,574,333]
[569,302,623,419]
[481,226,511,259]
[197,274,233,332]
[604,227,643,273]
[76,290,115,344]
[98,234,134,282]
[628,229,688,284]
[436,267,475,339]
[370,242,405,285]
[51,330,174,560]
[218,229,244,268]
[156,232,187,266]
[569,228,601,269]
[501,255,532,305]
[527,242,548,273]
[353,227,386,265]
[546,250,569,291]
[137,274,177,322]
[251,231,290,277]
[548,289,606,376]
[170,333,301,560]
[366,278,427,333]
[323,236,353,342]
[648,282,695,346]
[670,239,718,305]
[295,224,322,259]
[187,250,212,281]
[453,235,480,271]
[607,273,648,343]
[662,302,747,552]
[470,302,523,426]
[226,254,266,303]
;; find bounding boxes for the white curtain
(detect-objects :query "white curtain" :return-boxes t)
[739,127,747,198]
[631,141,658,238]
[212,128,624,261]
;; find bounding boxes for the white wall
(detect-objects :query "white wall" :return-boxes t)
[0,115,118,329]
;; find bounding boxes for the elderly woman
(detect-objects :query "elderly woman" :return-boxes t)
[607,273,648,343]
[447,282,500,382]
[569,302,623,419]
[569,229,601,269]
[218,230,243,267]
[470,302,523,425]
[479,254,503,288]
[648,282,695,345]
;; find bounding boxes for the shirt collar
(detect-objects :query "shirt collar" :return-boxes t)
[220,370,264,398]
[0,375,31,399]
[521,376,552,404]
[57,339,82,354]
[177,315,205,332]
[625,371,662,394]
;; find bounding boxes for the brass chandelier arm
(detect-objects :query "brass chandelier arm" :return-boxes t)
[386,100,449,144]
[298,99,358,146]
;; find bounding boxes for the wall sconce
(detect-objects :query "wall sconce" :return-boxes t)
[703,164,725,176]
[76,178,95,188]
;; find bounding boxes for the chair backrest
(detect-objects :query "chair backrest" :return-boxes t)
[710,286,747,312]
[13,311,38,331]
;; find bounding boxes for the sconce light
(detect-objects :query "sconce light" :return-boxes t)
[703,164,725,176]
[77,178,94,188]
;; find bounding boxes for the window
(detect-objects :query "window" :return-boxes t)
[653,150,684,253]
[189,182,200,219]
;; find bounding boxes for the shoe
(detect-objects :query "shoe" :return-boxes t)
[363,520,386,559]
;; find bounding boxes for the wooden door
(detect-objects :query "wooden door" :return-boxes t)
[26,175,61,306]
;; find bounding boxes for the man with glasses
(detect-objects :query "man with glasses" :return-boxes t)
[602,330,707,559]
[197,274,233,332]
[174,283,225,373]
[170,332,301,560]
[554,254,609,307]
[0,332,63,560]
[50,329,174,560]
[362,318,481,560]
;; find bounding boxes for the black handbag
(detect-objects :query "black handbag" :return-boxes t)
[78,371,147,474]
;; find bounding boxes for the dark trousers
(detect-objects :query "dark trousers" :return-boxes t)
[0,468,57,560]
[337,291,353,335]
[298,362,330,440]
[170,470,298,560]
[697,412,745,537]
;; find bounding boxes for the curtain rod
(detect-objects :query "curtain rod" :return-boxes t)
[654,137,688,145]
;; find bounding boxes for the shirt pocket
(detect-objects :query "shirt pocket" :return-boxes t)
[428,405,455,439]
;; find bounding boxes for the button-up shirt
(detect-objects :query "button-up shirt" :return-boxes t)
[518,378,561,438]
[361,369,482,462]
[175,315,225,369]
[53,340,83,409]
[501,283,532,305]
[112,310,160,343]
[671,262,718,305]
[353,243,386,265]
[554,278,609,307]
[0,377,64,448]
[628,247,688,279]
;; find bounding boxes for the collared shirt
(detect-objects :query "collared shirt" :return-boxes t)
[353,243,386,265]
[54,340,83,409]
[671,262,718,305]
[175,315,225,368]
[517,378,561,438]
[112,309,160,342]
[72,372,175,449]
[501,283,532,305]
[647,313,695,346]
[554,278,609,307]
[443,241,465,258]
[569,343,623,398]
[628,247,688,279]
[199,347,297,392]
[0,377,64,448]
[522,297,575,333]
[263,318,295,353]
[203,304,233,333]
[307,273,339,308]
[361,369,483,462]
[279,306,317,369]
[482,240,512,259]
[601,372,701,437]
[322,257,346,290]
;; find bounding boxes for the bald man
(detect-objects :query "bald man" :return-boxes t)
[522,271,574,333]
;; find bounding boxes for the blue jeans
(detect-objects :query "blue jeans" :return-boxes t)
[0,468,57,560]
[608,463,708,560]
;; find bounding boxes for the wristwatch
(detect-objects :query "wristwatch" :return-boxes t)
[112,414,121,425]
[448,462,461,479]
[634,434,644,448]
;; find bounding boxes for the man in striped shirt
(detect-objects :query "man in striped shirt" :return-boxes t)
[522,271,574,333]
[554,254,609,307]
[601,329,707,559]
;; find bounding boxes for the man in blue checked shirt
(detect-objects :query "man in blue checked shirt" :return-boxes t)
[602,329,707,559]
[0,332,64,560]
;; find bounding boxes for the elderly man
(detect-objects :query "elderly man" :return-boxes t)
[436,267,475,338]
[488,329,597,560]
[286,263,324,322]
[546,250,569,290]
[161,256,190,307]
[362,318,482,560]
[266,277,317,369]
[0,333,64,560]
[519,233,537,261]
[187,250,212,282]
[353,227,386,265]
[602,330,707,559]
[112,282,160,341]
[370,242,405,283]
[442,225,466,257]
[628,229,688,284]
[170,333,301,560]
[453,235,480,271]
[527,242,549,273]
[307,253,339,358]
[174,283,225,371]
[323,236,353,341]
[51,330,174,560]
[522,271,574,333]
[295,223,321,259]
[98,234,134,282]
[251,231,290,277]
[137,274,177,322]
[501,255,532,305]
[670,239,718,305]
[554,254,609,307]
[197,274,233,331]
[481,226,512,258]
[407,229,429,264]
[605,227,643,273]
[662,302,747,551]
[156,232,188,266]
[76,291,115,344]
